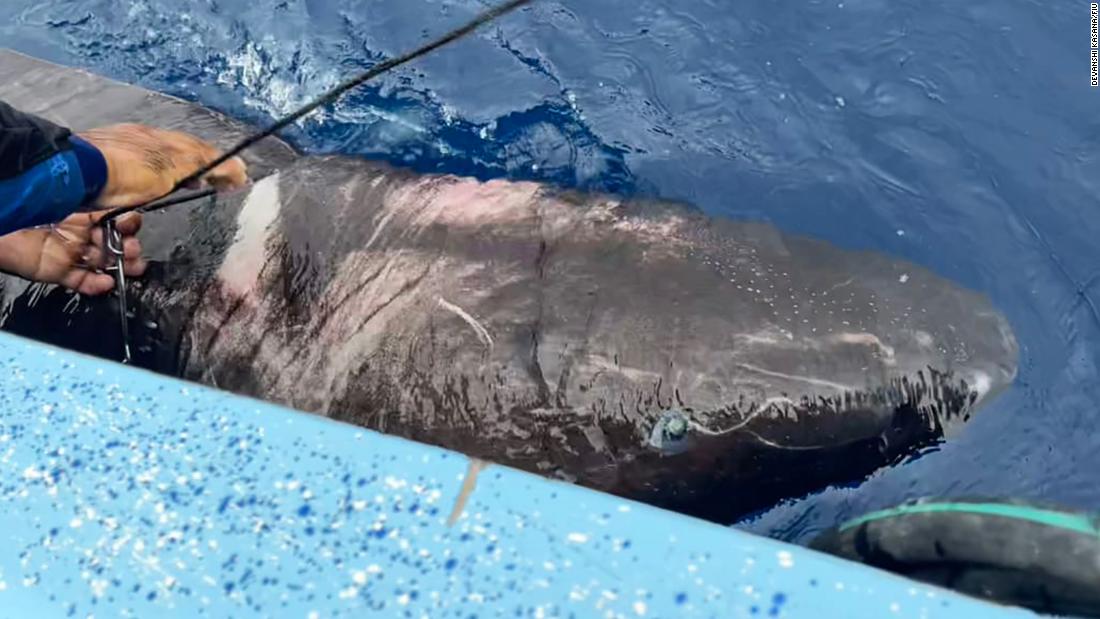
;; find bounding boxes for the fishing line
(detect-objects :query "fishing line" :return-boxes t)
[100,0,534,363]
[101,0,532,223]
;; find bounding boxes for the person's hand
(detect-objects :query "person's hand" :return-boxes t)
[78,124,249,208]
[0,210,145,296]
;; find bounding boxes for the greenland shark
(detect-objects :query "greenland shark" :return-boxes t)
[0,50,1018,522]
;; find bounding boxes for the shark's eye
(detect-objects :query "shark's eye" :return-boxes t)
[648,409,692,454]
[664,414,688,440]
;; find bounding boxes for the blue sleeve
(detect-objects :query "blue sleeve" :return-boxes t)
[0,136,107,236]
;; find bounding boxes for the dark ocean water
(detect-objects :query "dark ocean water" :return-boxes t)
[2,0,1098,544]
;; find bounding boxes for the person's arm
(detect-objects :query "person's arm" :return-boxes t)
[0,101,249,295]
[0,101,108,235]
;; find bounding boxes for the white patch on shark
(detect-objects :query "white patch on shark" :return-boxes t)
[437,297,493,350]
[689,405,769,437]
[736,362,855,393]
[737,332,784,346]
[0,279,34,324]
[913,330,934,348]
[827,332,896,365]
[967,370,992,400]
[585,354,663,383]
[737,327,798,346]
[363,209,395,252]
[824,277,855,295]
[217,174,281,299]
[684,395,800,440]
[431,178,541,228]
[740,430,826,451]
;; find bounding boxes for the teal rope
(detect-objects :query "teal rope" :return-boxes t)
[839,501,1100,537]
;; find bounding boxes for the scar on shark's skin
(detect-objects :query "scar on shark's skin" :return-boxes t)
[438,297,494,350]
[736,362,855,392]
[448,458,489,526]
[688,396,794,438]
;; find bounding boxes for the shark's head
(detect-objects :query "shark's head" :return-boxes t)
[514,197,1019,520]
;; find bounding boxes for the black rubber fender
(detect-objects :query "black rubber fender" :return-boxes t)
[809,498,1100,617]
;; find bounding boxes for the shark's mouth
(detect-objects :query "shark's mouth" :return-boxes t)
[598,367,990,523]
[646,367,981,454]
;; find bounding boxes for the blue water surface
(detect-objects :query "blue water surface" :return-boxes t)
[1,0,1098,543]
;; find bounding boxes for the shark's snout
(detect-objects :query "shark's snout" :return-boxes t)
[888,303,1019,434]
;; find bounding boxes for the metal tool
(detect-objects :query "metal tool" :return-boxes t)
[103,218,132,364]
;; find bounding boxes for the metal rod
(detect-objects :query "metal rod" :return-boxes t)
[104,220,132,364]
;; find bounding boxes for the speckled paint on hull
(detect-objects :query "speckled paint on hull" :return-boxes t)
[0,330,1030,618]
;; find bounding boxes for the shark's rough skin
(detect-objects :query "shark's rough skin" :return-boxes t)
[0,50,1018,522]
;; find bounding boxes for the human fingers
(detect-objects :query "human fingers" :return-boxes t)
[202,156,249,190]
[74,272,116,297]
